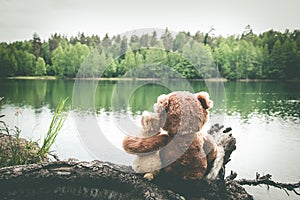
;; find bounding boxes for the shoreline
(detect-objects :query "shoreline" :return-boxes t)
[6,76,57,80]
[4,76,299,82]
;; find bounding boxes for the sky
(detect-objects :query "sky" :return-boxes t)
[0,0,299,42]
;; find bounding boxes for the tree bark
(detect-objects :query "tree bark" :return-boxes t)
[0,125,253,200]
[0,159,185,200]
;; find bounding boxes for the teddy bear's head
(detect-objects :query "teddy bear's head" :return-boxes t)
[154,91,213,137]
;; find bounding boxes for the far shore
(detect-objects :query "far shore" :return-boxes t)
[6,76,57,80]
[6,76,227,81]
[4,76,299,82]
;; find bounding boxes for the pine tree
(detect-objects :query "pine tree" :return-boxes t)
[32,32,42,59]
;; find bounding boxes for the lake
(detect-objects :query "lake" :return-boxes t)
[0,79,299,200]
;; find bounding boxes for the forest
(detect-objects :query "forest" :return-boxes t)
[0,26,299,80]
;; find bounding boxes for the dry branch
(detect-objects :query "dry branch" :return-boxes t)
[235,173,300,196]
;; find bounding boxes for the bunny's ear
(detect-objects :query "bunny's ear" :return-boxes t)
[195,92,213,110]
[141,111,150,128]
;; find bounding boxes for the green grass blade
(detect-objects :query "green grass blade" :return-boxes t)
[39,97,68,157]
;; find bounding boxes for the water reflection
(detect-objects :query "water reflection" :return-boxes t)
[223,82,300,122]
[0,80,299,122]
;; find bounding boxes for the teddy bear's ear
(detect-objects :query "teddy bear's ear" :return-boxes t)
[195,92,213,110]
[154,94,169,113]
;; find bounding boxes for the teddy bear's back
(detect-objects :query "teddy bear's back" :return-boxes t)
[159,91,211,180]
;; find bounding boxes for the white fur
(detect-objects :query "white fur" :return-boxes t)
[132,151,161,173]
[132,111,162,180]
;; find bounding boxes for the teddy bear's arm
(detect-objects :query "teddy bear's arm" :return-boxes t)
[122,134,169,154]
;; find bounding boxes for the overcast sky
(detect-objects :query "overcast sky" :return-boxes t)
[0,0,299,42]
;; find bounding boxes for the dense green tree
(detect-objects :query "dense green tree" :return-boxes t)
[49,34,62,52]
[130,35,140,50]
[203,27,215,46]
[173,32,187,52]
[139,34,150,48]
[102,34,111,49]
[32,33,42,59]
[161,28,174,51]
[269,40,285,79]
[281,38,299,79]
[143,48,168,78]
[19,51,36,75]
[52,45,65,77]
[0,45,17,77]
[103,53,117,77]
[78,49,102,77]
[63,45,77,77]
[113,35,121,43]
[35,57,46,75]
[41,42,51,65]
[120,36,128,57]
[74,43,90,72]
[193,31,205,44]
[135,51,144,67]
[261,44,270,78]
[123,50,136,70]
[109,42,121,58]
[150,31,158,47]
[0,28,299,80]
[182,40,215,78]
[241,25,254,42]
[122,50,136,76]
[79,33,89,45]
[51,41,90,77]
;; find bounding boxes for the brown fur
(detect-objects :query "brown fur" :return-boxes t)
[123,134,169,154]
[123,91,217,181]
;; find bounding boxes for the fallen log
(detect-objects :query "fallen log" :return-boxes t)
[0,125,254,200]
[0,159,184,200]
[0,159,252,200]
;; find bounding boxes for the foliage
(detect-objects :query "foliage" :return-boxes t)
[0,97,68,167]
[0,27,300,80]
[35,57,46,76]
[0,118,42,167]
[0,97,41,167]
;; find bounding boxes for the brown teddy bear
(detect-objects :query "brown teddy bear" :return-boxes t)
[123,91,218,181]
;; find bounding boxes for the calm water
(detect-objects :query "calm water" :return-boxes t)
[0,79,299,200]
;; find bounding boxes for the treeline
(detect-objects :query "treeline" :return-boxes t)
[0,26,299,80]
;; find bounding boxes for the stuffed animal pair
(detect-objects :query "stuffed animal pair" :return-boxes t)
[123,91,221,182]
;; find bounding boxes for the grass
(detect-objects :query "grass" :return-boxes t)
[0,97,68,168]
[39,98,68,157]
[0,115,41,167]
